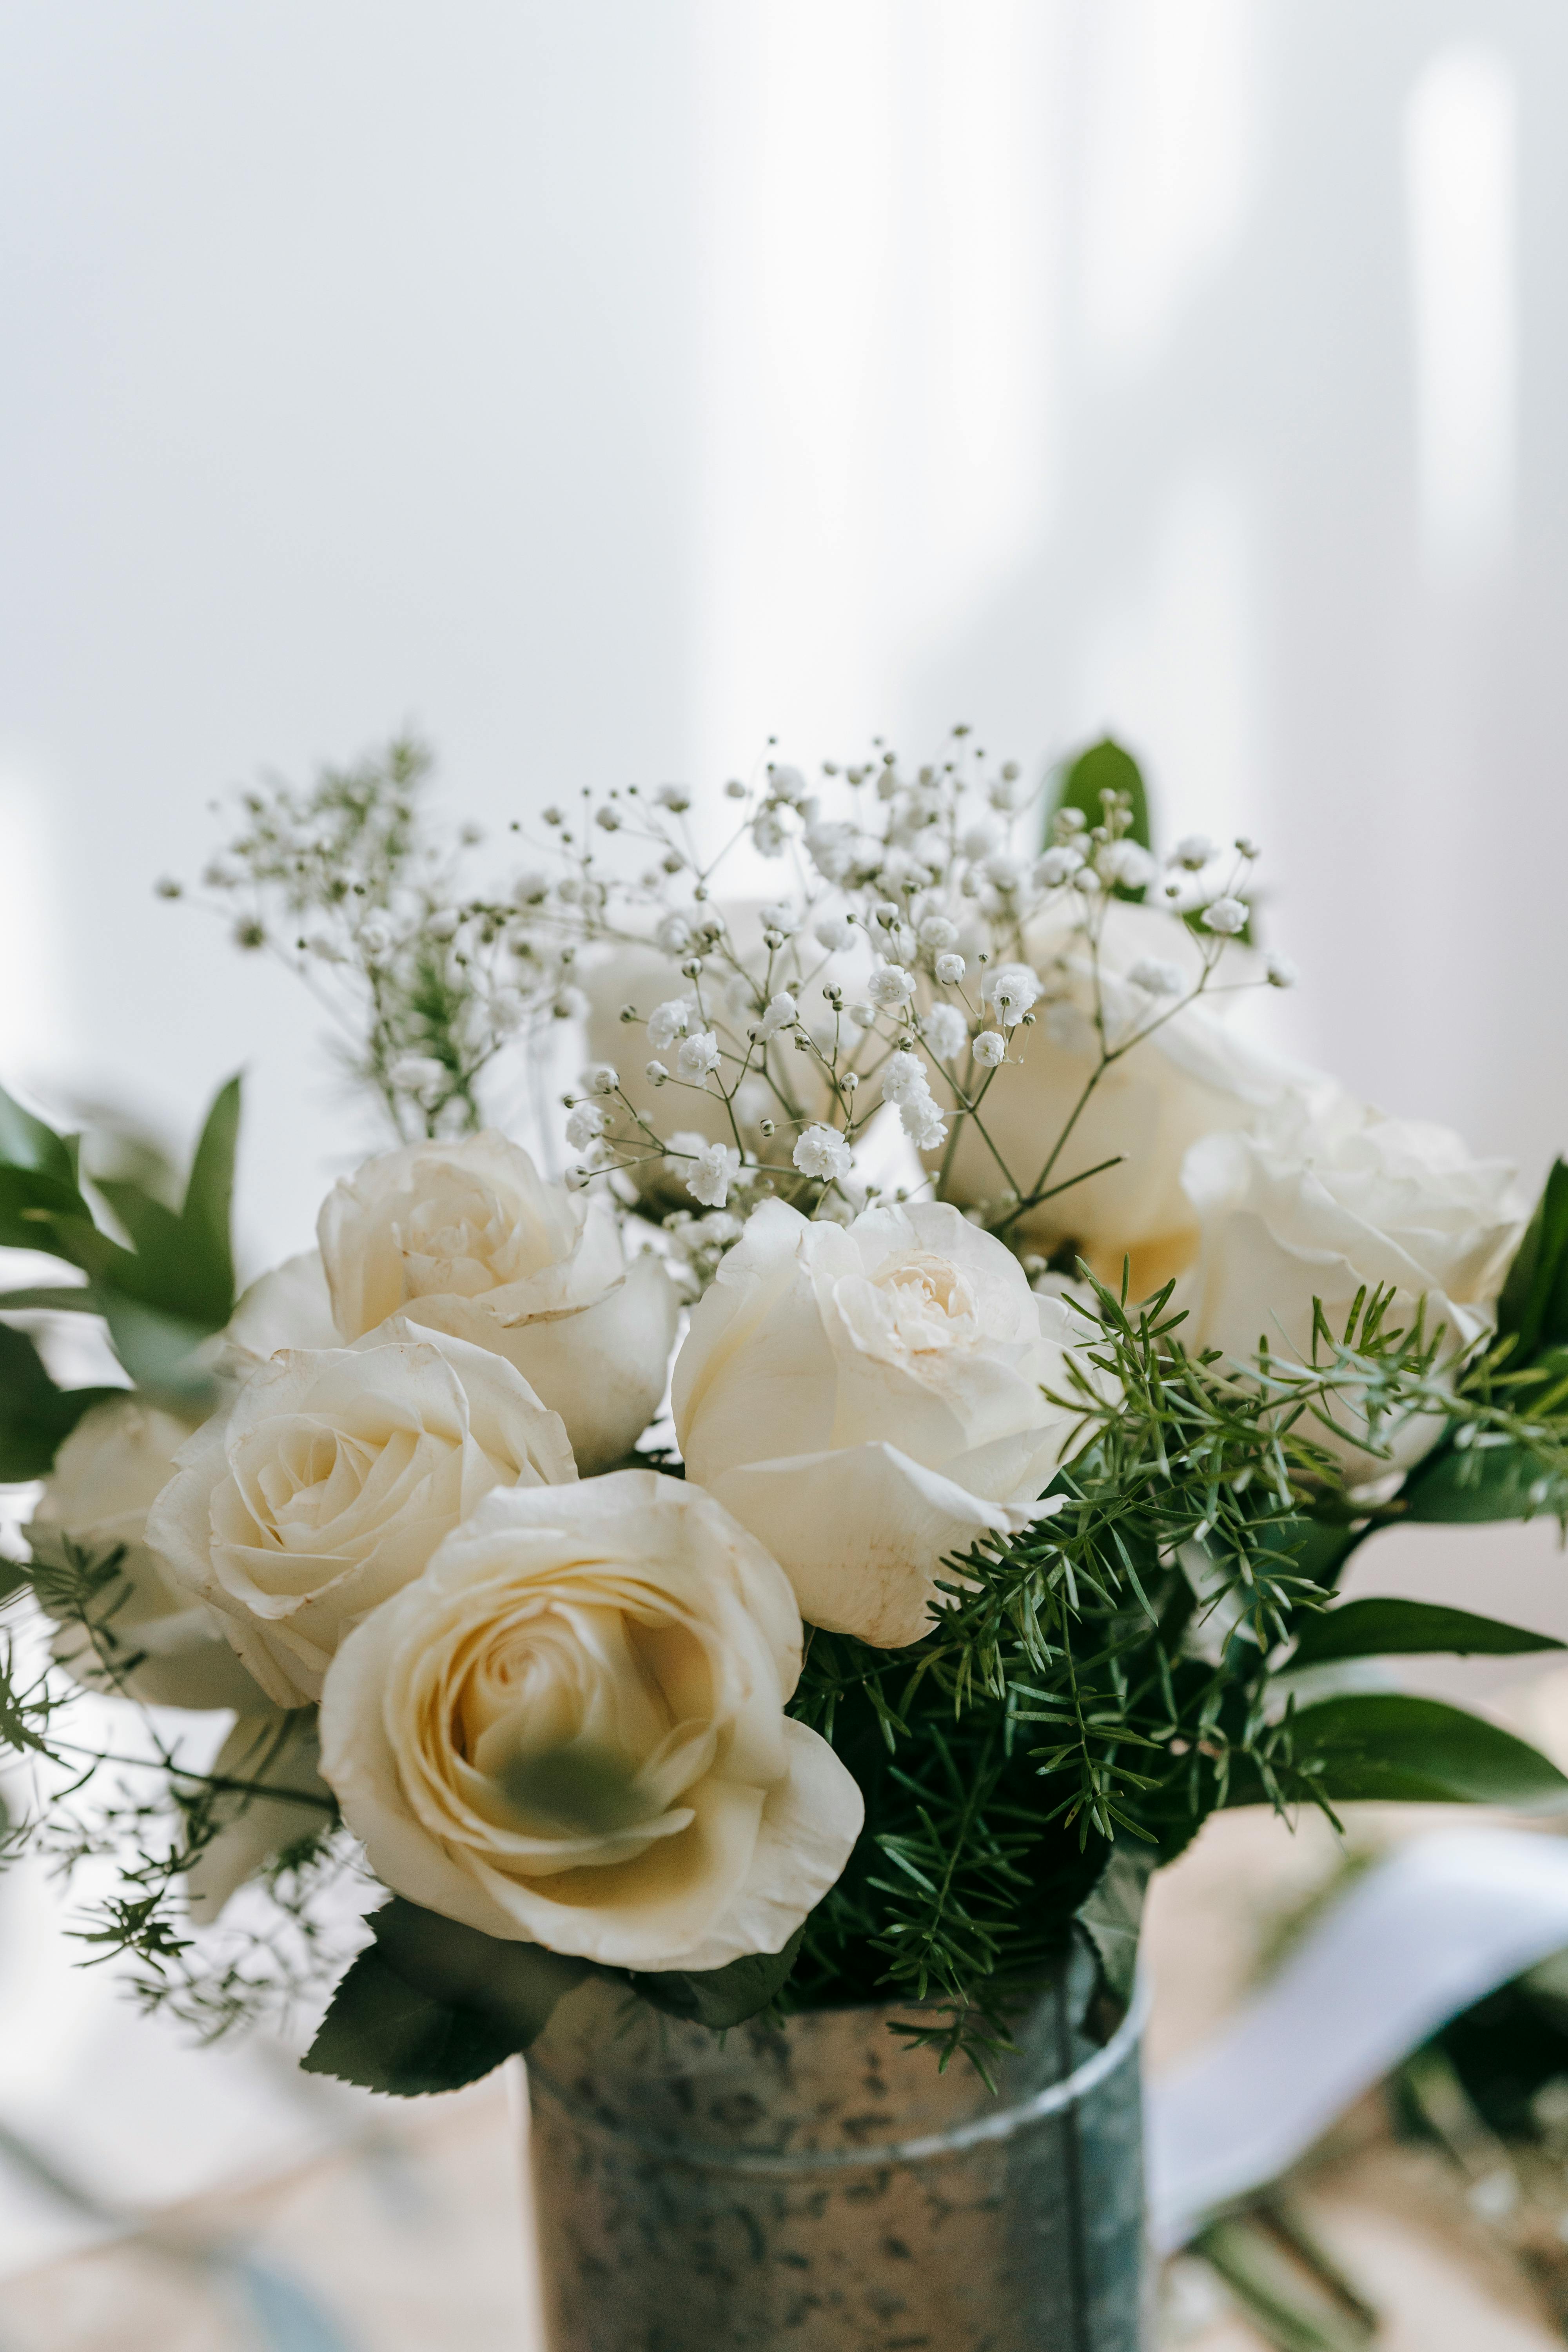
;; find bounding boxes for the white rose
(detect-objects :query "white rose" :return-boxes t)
[1180,1091,1527,1475]
[672,1199,1091,1648]
[248,1132,678,1477]
[934,902,1301,1293]
[25,1396,266,1711]
[147,1323,577,1708]
[318,1473,863,1971]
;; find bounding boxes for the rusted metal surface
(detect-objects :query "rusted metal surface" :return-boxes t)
[526,1940,1147,2350]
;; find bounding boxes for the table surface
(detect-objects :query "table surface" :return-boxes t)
[8,1795,1568,2350]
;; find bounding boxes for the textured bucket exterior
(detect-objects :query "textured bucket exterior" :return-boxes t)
[525,1941,1147,2352]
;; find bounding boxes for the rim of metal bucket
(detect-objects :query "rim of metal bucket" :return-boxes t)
[526,1971,1150,2178]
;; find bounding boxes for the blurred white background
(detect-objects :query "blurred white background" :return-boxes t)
[3,0,1568,2308]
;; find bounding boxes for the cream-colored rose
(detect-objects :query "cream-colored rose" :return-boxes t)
[1179,1091,1527,1475]
[672,1198,1091,1647]
[306,1132,676,1475]
[933,902,1301,1293]
[25,1396,265,1711]
[147,1323,577,1708]
[318,1472,863,1971]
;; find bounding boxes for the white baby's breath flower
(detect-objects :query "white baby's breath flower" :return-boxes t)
[1171,833,1216,869]
[960,821,998,860]
[984,853,1022,891]
[793,1124,853,1183]
[1129,957,1185,996]
[918,915,959,951]
[389,1053,448,1096]
[426,908,461,941]
[654,913,691,955]
[1266,953,1299,989]
[934,952,965,986]
[752,811,787,857]
[760,902,801,936]
[982,962,1042,1022]
[814,911,856,954]
[755,991,798,1042]
[867,964,915,1009]
[1034,846,1084,888]
[881,1051,946,1149]
[644,1059,668,1084]
[767,764,809,806]
[359,916,393,956]
[848,1002,877,1029]
[646,998,693,1053]
[654,782,691,813]
[564,1102,606,1149]
[584,1063,619,1096]
[921,1003,968,1062]
[1201,896,1249,936]
[684,1140,742,1208]
[972,1031,1006,1068]
[1098,842,1158,890]
[677,1030,722,1081]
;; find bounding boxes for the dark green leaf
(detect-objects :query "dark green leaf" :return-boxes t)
[0,1286,106,1314]
[1496,1158,1568,1365]
[0,1082,74,1184]
[0,1167,92,1258]
[631,1925,805,2029]
[1261,1516,1373,1588]
[95,1292,220,1412]
[1045,738,1152,856]
[0,1557,31,1606]
[1075,1849,1154,2005]
[1400,1441,1550,1524]
[302,1898,588,2098]
[0,1323,123,1481]
[180,1073,241,1310]
[1291,1597,1564,1669]
[1281,1693,1568,1810]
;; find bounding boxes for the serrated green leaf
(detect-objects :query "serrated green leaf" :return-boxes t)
[1290,1597,1563,1670]
[1075,1849,1153,2005]
[0,1082,73,1184]
[1399,1441,1551,1524]
[301,1899,588,2098]
[1281,1693,1568,1810]
[631,1924,806,2029]
[1045,738,1152,856]
[0,1323,124,1481]
[1497,1158,1568,1365]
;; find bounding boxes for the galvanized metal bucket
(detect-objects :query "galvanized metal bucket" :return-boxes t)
[524,1938,1149,2351]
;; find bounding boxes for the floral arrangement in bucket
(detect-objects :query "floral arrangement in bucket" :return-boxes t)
[2,727,1568,2125]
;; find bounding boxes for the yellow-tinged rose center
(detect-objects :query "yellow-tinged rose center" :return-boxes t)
[870,1250,980,1354]
[390,1172,563,1299]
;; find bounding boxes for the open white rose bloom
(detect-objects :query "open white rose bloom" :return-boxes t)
[319,1473,862,1970]
[1,730,1563,2113]
[674,1198,1093,1646]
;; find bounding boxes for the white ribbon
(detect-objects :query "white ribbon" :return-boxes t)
[1145,1826,1568,2251]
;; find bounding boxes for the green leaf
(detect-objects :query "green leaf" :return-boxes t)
[0,1166,92,1259]
[0,1081,74,1185]
[1075,1849,1154,2005]
[0,1558,31,1606]
[180,1073,241,1309]
[630,1924,806,2029]
[95,1292,220,1412]
[1261,1515,1372,1588]
[1496,1158,1568,1365]
[1400,1441,1551,1524]
[0,1286,106,1314]
[0,1322,125,1481]
[1290,1597,1564,1670]
[1281,1693,1568,1810]
[1045,737,1152,855]
[302,1898,588,2098]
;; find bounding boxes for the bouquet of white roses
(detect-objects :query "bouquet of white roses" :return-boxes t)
[3,728,1567,2093]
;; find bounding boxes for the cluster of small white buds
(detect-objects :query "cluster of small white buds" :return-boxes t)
[922,1003,968,1062]
[753,992,798,1041]
[982,963,1043,1024]
[1201,897,1249,936]
[564,1102,606,1149]
[882,1051,946,1149]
